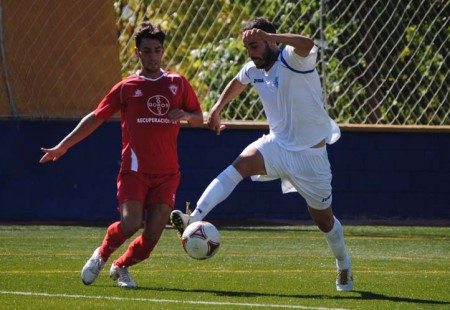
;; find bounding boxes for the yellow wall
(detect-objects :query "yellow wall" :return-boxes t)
[0,0,121,117]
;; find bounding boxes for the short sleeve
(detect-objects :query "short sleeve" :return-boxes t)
[236,62,253,85]
[94,82,122,120]
[181,75,202,112]
[282,45,318,72]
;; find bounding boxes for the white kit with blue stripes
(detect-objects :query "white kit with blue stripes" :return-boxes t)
[236,45,340,151]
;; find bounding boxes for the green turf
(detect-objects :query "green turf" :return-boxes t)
[1,224,449,309]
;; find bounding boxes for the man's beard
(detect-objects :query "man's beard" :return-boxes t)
[253,46,278,70]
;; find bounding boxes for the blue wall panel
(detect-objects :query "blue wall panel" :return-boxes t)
[0,120,448,223]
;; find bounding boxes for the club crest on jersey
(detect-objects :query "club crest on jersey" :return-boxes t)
[169,84,178,95]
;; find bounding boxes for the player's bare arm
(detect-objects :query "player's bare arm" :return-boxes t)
[168,109,203,126]
[243,29,314,57]
[208,78,247,135]
[39,111,104,163]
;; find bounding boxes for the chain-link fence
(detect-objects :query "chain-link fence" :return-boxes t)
[1,0,449,125]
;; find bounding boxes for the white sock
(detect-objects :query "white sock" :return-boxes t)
[190,165,243,221]
[322,217,351,270]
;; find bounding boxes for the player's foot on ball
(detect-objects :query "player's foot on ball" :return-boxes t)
[336,268,353,292]
[81,247,106,285]
[170,210,190,237]
[110,263,136,288]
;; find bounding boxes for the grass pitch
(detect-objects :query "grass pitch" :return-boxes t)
[0,224,449,309]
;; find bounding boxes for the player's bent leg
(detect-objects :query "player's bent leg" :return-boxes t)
[170,164,246,238]
[336,267,353,292]
[171,145,264,237]
[308,205,353,291]
[81,247,106,285]
[109,264,136,288]
[232,145,266,177]
[119,200,145,237]
[308,205,335,233]
[170,210,191,237]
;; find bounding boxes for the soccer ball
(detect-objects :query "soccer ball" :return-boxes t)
[181,221,221,260]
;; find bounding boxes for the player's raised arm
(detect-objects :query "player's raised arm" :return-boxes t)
[207,77,247,135]
[39,111,104,163]
[242,28,314,57]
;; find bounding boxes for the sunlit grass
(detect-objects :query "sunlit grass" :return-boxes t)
[0,225,449,309]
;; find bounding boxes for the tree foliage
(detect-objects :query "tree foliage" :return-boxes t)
[113,0,449,125]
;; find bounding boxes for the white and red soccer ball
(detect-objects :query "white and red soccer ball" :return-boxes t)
[181,221,221,260]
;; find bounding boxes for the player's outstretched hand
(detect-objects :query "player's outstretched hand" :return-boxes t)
[39,146,67,164]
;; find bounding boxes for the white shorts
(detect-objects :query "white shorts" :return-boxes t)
[250,134,333,210]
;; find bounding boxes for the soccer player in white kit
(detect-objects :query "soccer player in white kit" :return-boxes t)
[171,17,353,291]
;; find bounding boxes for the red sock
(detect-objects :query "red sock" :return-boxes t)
[114,234,156,268]
[99,221,128,261]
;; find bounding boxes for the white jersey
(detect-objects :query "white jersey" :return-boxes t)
[236,45,340,151]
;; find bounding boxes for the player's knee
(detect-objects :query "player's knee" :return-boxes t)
[120,219,141,237]
[308,205,334,233]
[232,155,265,177]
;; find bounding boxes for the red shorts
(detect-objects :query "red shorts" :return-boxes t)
[117,170,181,208]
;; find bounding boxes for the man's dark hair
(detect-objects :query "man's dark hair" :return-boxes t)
[242,17,277,34]
[135,21,166,48]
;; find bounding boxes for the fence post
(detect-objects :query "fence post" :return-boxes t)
[320,0,328,108]
[0,2,16,115]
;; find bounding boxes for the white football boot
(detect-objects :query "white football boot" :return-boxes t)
[336,268,353,291]
[81,247,106,285]
[170,210,191,237]
[110,264,136,288]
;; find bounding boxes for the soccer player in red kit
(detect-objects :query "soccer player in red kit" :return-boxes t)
[40,21,203,288]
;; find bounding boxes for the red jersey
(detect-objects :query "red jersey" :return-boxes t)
[95,70,202,174]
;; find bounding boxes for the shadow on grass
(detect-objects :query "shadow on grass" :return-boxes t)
[129,286,450,306]
[352,291,449,306]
